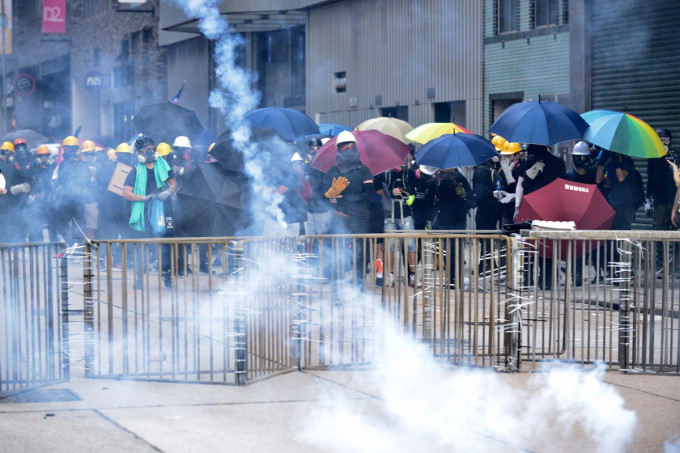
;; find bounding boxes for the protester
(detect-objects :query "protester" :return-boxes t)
[322,130,374,292]
[567,141,596,184]
[498,141,522,227]
[122,134,177,288]
[0,140,31,242]
[53,136,90,245]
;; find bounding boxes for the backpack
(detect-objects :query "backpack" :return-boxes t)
[630,167,645,211]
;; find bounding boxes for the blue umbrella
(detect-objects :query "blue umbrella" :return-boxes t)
[318,122,351,136]
[244,107,320,142]
[414,133,499,169]
[489,100,589,146]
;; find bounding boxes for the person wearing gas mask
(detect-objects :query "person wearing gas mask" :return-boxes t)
[375,156,419,287]
[567,141,596,184]
[31,145,58,242]
[514,144,566,290]
[79,140,100,240]
[322,130,374,294]
[53,136,90,245]
[173,136,195,175]
[0,139,32,242]
[123,134,177,288]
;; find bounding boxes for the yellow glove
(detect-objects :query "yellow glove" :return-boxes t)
[325,176,350,198]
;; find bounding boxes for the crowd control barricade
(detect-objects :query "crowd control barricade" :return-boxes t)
[0,242,69,395]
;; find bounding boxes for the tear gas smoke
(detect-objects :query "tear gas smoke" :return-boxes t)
[299,302,638,453]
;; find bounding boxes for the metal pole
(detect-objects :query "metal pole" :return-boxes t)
[1,0,7,132]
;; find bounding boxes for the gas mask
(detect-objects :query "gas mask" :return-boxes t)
[138,145,158,164]
[573,155,591,169]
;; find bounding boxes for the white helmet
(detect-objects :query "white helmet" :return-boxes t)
[336,130,357,145]
[291,152,303,162]
[419,165,437,176]
[572,141,591,156]
[173,136,191,148]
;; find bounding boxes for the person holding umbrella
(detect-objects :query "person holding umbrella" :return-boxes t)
[322,130,374,293]
[123,134,177,288]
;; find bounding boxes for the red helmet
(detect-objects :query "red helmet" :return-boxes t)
[14,138,26,146]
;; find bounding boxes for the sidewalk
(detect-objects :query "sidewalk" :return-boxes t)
[1,368,678,452]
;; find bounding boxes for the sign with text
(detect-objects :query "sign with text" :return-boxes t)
[42,0,65,34]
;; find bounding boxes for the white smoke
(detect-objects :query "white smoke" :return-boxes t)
[299,309,637,453]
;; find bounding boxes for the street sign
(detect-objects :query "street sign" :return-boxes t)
[13,73,35,97]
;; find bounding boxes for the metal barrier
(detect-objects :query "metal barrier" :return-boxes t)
[83,231,680,385]
[0,242,69,395]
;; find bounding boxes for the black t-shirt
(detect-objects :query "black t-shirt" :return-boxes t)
[124,164,175,195]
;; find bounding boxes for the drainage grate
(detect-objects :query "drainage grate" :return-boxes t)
[1,388,82,403]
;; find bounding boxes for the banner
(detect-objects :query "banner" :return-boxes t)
[42,0,65,34]
[0,0,11,54]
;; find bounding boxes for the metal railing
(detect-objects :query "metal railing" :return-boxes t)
[0,242,68,395]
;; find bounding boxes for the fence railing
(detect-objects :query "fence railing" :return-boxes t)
[80,231,680,385]
[0,242,68,395]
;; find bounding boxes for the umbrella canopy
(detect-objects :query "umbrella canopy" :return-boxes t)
[2,129,48,150]
[176,162,250,237]
[355,117,413,144]
[133,101,204,146]
[210,127,288,172]
[489,100,589,146]
[318,123,351,136]
[516,178,616,258]
[244,107,319,142]
[405,122,473,144]
[581,110,665,158]
[310,129,411,175]
[414,133,498,169]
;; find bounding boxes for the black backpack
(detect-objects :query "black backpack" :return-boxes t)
[630,167,645,211]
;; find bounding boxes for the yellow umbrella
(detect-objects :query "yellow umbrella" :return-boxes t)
[405,122,473,144]
[355,116,413,144]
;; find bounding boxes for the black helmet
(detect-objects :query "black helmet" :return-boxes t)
[308,137,323,148]
[134,134,155,153]
[656,128,672,141]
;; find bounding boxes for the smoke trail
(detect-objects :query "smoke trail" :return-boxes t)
[299,303,637,453]
[171,0,289,233]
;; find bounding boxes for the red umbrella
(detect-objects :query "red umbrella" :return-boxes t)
[516,178,615,258]
[310,129,411,175]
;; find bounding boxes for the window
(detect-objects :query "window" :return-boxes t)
[497,0,519,34]
[534,0,559,27]
[433,101,466,126]
[83,0,108,18]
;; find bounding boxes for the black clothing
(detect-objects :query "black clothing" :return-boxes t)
[124,166,176,196]
[323,164,374,233]
[522,150,566,195]
[646,157,676,205]
[604,157,636,213]
[473,162,503,230]
[306,167,332,214]
[375,168,417,220]
[411,171,435,229]
[431,171,473,228]
[566,168,596,185]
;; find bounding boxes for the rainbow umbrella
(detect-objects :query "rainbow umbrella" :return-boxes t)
[405,122,473,144]
[581,110,665,158]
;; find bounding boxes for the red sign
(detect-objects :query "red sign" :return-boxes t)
[42,0,66,34]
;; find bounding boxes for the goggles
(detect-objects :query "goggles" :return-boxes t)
[338,143,356,151]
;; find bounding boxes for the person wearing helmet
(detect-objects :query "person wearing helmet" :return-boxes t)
[123,134,177,287]
[498,142,522,226]
[172,136,193,173]
[322,130,374,293]
[271,151,309,238]
[30,145,58,241]
[115,142,135,167]
[53,136,92,244]
[0,141,14,162]
[304,137,323,165]
[567,141,596,184]
[78,140,101,240]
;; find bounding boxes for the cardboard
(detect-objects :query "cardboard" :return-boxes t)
[107,161,133,196]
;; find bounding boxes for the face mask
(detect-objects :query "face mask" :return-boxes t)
[138,147,157,163]
[573,156,590,168]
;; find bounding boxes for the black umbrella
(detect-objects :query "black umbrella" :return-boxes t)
[133,101,204,145]
[1,129,48,150]
[176,162,250,237]
[210,127,290,172]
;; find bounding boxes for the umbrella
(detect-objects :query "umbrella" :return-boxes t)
[489,100,589,146]
[210,127,288,172]
[318,123,351,136]
[581,110,665,158]
[133,101,204,145]
[176,162,250,237]
[2,129,48,150]
[414,133,498,169]
[355,117,413,144]
[516,178,616,258]
[244,107,319,142]
[405,122,473,144]
[310,129,411,175]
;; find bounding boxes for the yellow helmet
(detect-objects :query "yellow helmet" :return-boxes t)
[1,141,14,152]
[501,141,522,155]
[37,145,51,155]
[491,135,507,152]
[156,142,172,157]
[80,140,96,152]
[116,142,131,153]
[62,136,79,147]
